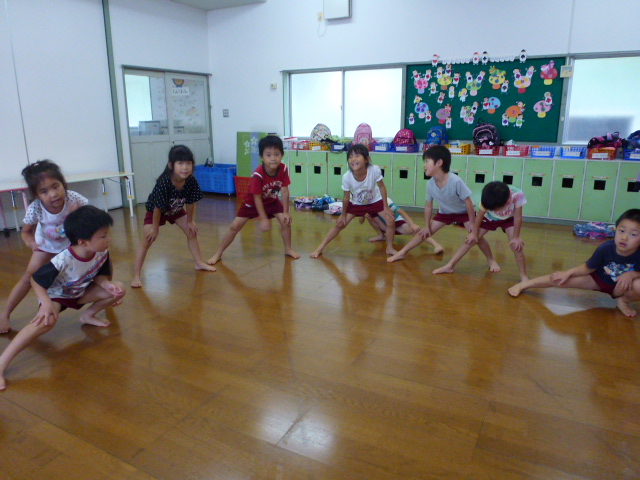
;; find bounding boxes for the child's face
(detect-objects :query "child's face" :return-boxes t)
[348,153,368,173]
[82,226,111,253]
[614,219,640,256]
[171,160,194,180]
[37,176,66,213]
[423,157,439,176]
[261,146,283,172]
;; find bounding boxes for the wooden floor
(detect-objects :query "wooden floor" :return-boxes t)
[1,195,639,480]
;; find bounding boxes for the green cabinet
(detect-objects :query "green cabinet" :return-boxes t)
[327,153,348,199]
[391,154,416,206]
[467,156,495,207]
[307,152,328,196]
[522,159,554,217]
[494,157,524,189]
[287,151,308,197]
[549,160,585,220]
[613,162,640,221]
[450,156,468,183]
[371,153,393,201]
[580,161,618,222]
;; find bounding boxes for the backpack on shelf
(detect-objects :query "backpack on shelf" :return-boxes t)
[425,126,448,146]
[310,123,332,142]
[624,130,640,150]
[573,222,615,239]
[472,121,500,148]
[353,123,374,150]
[392,128,417,145]
[587,131,623,150]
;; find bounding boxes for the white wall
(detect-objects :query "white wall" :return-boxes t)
[207,0,640,164]
[108,0,210,174]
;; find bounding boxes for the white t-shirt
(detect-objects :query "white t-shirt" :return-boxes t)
[342,164,383,205]
[22,191,88,253]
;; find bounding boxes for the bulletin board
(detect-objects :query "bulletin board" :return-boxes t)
[404,56,566,143]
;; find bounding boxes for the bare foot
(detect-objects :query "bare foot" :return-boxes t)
[196,262,216,272]
[433,265,454,275]
[0,316,10,334]
[285,249,301,259]
[79,314,110,327]
[130,276,142,288]
[387,252,406,263]
[369,235,385,242]
[433,245,444,255]
[386,247,398,256]
[519,275,530,283]
[206,254,221,266]
[616,298,637,317]
[488,260,501,273]
[310,249,323,258]
[508,283,524,297]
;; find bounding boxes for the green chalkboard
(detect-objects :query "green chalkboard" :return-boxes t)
[404,57,565,143]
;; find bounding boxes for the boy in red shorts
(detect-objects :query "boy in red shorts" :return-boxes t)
[207,135,300,264]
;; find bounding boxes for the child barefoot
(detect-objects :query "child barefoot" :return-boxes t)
[207,135,300,264]
[131,145,215,287]
[310,144,395,258]
[0,161,88,333]
[509,209,640,317]
[0,206,125,390]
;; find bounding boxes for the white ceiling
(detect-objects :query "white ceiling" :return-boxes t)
[168,0,266,11]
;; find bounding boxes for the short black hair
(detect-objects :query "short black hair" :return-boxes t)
[616,208,640,226]
[347,143,371,161]
[21,160,67,199]
[64,205,113,246]
[481,181,511,211]
[423,146,451,173]
[259,135,284,156]
[158,145,195,181]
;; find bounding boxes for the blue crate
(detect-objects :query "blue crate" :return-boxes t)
[623,149,640,161]
[559,146,587,159]
[530,146,557,158]
[195,164,237,194]
[373,142,392,152]
[392,143,419,153]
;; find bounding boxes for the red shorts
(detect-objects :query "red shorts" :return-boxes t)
[394,219,407,233]
[237,199,284,219]
[51,297,84,312]
[589,272,618,298]
[144,210,186,226]
[433,212,469,225]
[347,199,384,217]
[481,216,514,232]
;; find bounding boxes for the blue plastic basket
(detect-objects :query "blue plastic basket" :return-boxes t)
[559,146,587,159]
[195,164,237,194]
[392,143,419,153]
[373,142,392,152]
[530,146,557,158]
[623,149,640,161]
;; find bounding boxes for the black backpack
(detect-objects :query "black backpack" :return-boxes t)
[473,121,500,148]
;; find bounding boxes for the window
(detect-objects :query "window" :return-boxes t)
[564,56,640,144]
[287,67,403,138]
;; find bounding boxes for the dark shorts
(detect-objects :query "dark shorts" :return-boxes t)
[51,297,84,312]
[347,199,384,217]
[433,212,470,225]
[237,199,284,219]
[481,216,514,232]
[394,219,407,233]
[144,210,186,226]
[589,272,618,298]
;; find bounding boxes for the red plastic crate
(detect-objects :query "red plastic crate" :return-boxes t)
[474,146,501,156]
[503,145,530,157]
[234,176,251,199]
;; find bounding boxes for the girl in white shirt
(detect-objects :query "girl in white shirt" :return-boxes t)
[0,161,87,333]
[310,144,395,258]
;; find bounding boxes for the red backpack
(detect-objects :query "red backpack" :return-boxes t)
[392,128,417,145]
[353,123,373,150]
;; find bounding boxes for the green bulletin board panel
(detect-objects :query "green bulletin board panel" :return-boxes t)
[405,57,565,143]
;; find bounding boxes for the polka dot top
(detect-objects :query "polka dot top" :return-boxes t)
[145,173,203,215]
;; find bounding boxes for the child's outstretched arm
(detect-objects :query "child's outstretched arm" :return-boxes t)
[336,191,351,228]
[464,197,478,245]
[419,200,434,239]
[253,195,271,232]
[185,203,199,236]
[615,270,640,293]
[20,223,38,250]
[550,263,594,286]
[93,275,126,302]
[280,186,292,226]
[29,278,58,326]
[146,208,162,244]
[509,206,525,252]
[472,207,485,238]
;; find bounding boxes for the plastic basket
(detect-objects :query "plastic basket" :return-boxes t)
[588,147,618,160]
[623,148,640,161]
[559,146,587,158]
[446,144,471,155]
[393,143,419,153]
[331,143,349,152]
[474,146,501,156]
[294,140,310,150]
[373,142,392,152]
[234,176,251,199]
[503,145,530,157]
[530,146,557,158]
[309,141,329,151]
[195,164,237,194]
